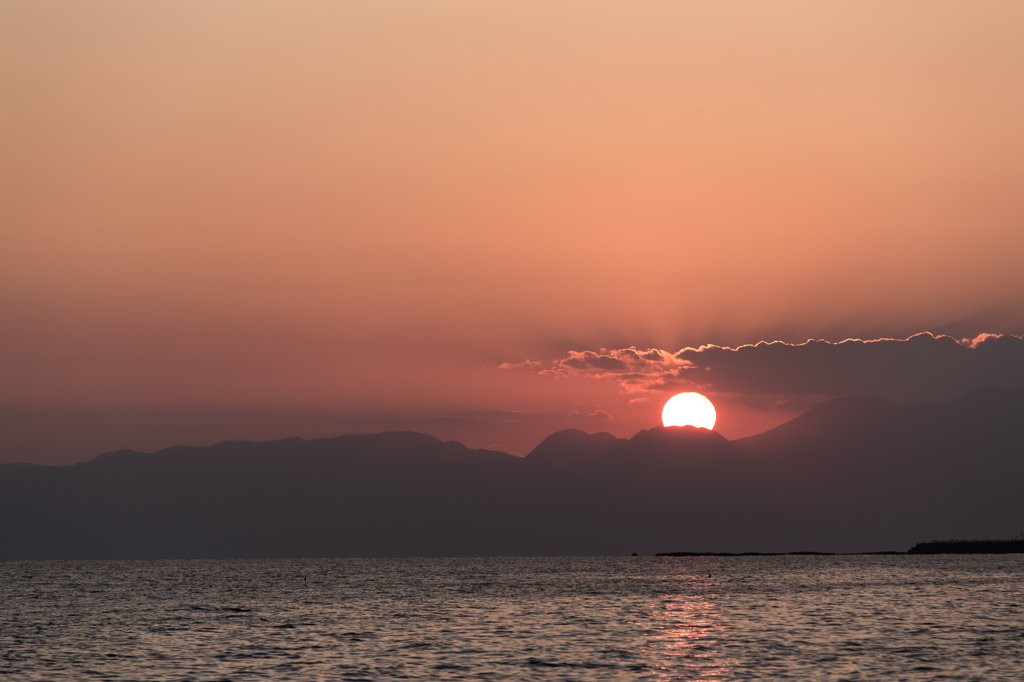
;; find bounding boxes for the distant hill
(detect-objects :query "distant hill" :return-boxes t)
[1,388,1022,559]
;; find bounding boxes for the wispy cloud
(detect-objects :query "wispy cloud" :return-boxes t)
[497,360,542,370]
[570,409,613,421]
[540,347,694,392]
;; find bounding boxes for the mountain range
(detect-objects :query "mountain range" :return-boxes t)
[2,387,1022,559]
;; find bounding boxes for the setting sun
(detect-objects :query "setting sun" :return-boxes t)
[662,392,717,430]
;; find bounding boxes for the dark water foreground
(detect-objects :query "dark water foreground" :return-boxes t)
[1,556,1021,681]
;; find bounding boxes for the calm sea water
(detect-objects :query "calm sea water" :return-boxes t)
[1,555,1021,680]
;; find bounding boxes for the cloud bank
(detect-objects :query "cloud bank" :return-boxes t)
[521,333,1024,406]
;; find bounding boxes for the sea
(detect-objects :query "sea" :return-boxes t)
[1,555,1021,681]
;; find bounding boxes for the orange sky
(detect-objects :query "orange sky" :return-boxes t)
[3,2,1024,461]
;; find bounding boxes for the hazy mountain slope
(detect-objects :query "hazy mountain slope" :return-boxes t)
[729,387,1024,550]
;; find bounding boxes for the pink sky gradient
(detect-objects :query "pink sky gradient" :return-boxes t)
[3,2,1024,462]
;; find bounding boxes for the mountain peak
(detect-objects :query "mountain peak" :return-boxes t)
[629,425,729,447]
[526,429,623,463]
[735,395,901,448]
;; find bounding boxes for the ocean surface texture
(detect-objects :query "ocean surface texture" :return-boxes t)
[1,556,1021,680]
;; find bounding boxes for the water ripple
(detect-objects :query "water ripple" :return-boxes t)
[1,555,1022,680]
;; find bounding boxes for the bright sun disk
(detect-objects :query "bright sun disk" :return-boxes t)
[662,392,717,430]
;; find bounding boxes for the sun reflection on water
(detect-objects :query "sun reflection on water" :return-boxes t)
[642,574,737,681]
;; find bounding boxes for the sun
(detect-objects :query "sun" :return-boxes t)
[662,392,717,430]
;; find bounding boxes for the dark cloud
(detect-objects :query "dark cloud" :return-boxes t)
[530,333,1024,405]
[559,352,630,371]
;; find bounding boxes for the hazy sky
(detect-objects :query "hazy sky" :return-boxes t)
[3,2,1024,462]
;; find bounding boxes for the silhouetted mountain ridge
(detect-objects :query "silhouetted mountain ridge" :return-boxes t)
[1,388,1021,559]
